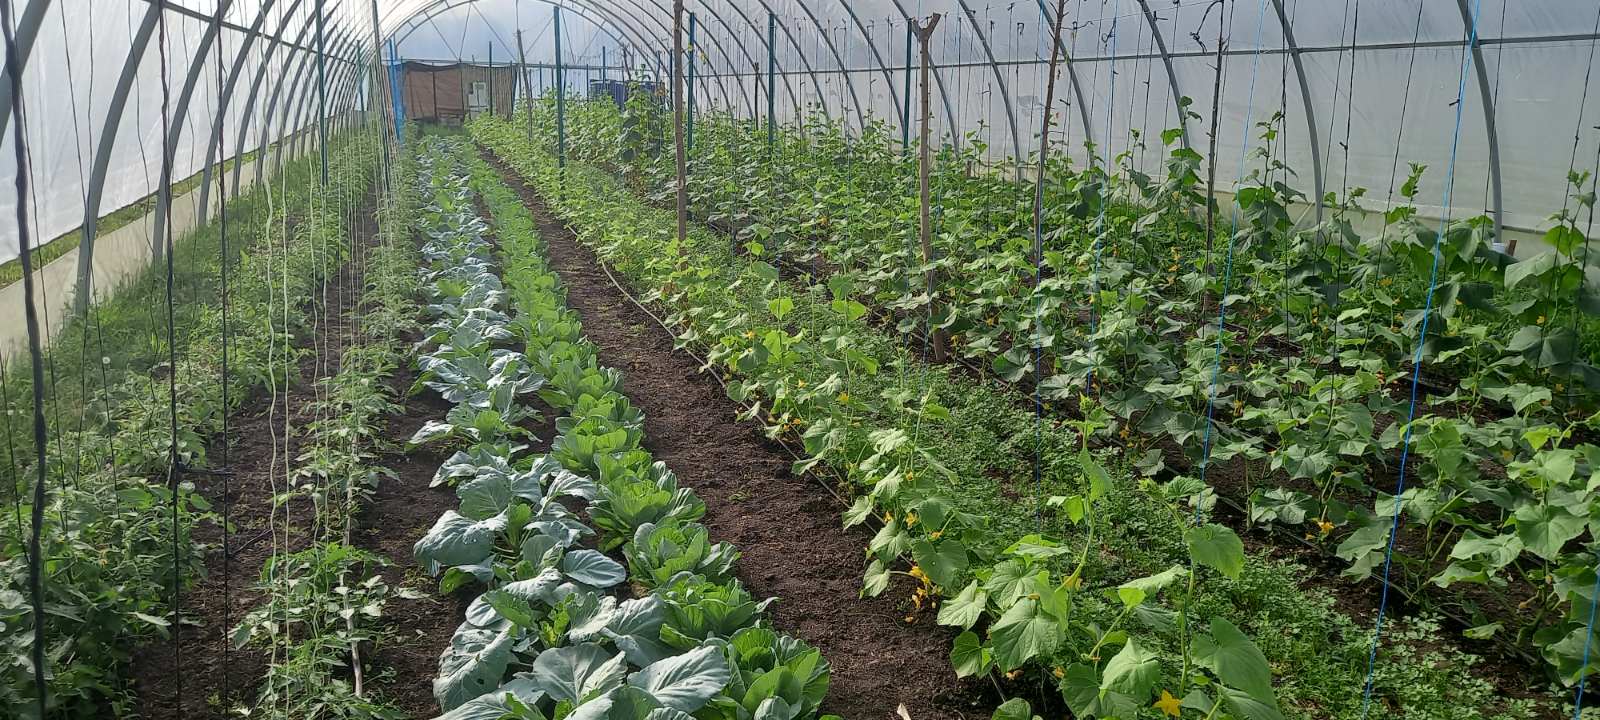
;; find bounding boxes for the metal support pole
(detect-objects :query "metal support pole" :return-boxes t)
[1269,0,1324,226]
[517,28,534,140]
[902,23,913,155]
[488,42,495,115]
[555,5,566,172]
[766,12,776,156]
[673,0,688,256]
[602,46,608,80]
[1134,0,1192,151]
[687,12,697,154]
[1454,0,1506,249]
[0,0,53,148]
[315,0,329,187]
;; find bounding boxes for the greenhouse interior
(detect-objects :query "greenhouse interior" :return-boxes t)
[7,0,1600,718]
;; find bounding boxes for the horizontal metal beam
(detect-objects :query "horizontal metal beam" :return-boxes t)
[134,0,358,64]
[399,58,625,72]
[692,29,1600,78]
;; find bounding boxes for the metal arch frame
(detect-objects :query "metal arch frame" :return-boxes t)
[385,0,656,70]
[1133,0,1190,150]
[164,0,366,248]
[835,0,905,126]
[195,0,305,223]
[590,0,745,116]
[626,0,802,128]
[76,0,166,289]
[269,27,360,183]
[643,0,798,122]
[1037,0,1096,158]
[675,6,752,117]
[318,42,365,142]
[656,1,767,118]
[787,0,867,129]
[0,0,52,146]
[279,42,360,171]
[247,21,357,189]
[389,0,748,118]
[391,0,635,66]
[698,0,821,127]
[953,0,1024,165]
[1268,0,1324,225]
[737,0,837,126]
[285,29,363,170]
[270,27,360,178]
[672,0,781,121]
[225,0,323,195]
[147,0,246,262]
[884,0,961,149]
[380,0,801,132]
[285,37,363,169]
[1454,0,1504,242]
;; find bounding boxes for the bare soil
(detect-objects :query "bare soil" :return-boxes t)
[482,151,990,720]
[131,196,463,719]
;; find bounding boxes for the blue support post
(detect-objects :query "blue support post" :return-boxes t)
[388,39,405,142]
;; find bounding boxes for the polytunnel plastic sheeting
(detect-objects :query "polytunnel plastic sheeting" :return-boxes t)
[7,2,1600,265]
[0,0,367,263]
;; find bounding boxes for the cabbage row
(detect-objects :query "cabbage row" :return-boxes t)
[406,135,839,720]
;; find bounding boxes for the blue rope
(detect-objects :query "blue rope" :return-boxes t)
[1359,0,1483,714]
[1575,553,1600,719]
[1194,0,1269,519]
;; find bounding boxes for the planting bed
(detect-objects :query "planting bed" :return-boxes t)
[467,105,1582,719]
[483,150,981,719]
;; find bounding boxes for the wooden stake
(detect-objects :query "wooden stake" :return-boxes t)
[672,0,688,257]
[1032,0,1069,275]
[914,14,947,363]
[1203,1,1226,284]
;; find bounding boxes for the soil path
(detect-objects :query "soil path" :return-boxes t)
[482,150,985,720]
[350,359,464,718]
[132,197,460,719]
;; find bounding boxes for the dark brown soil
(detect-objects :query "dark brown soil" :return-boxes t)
[483,152,989,720]
[354,360,470,718]
[131,195,461,719]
